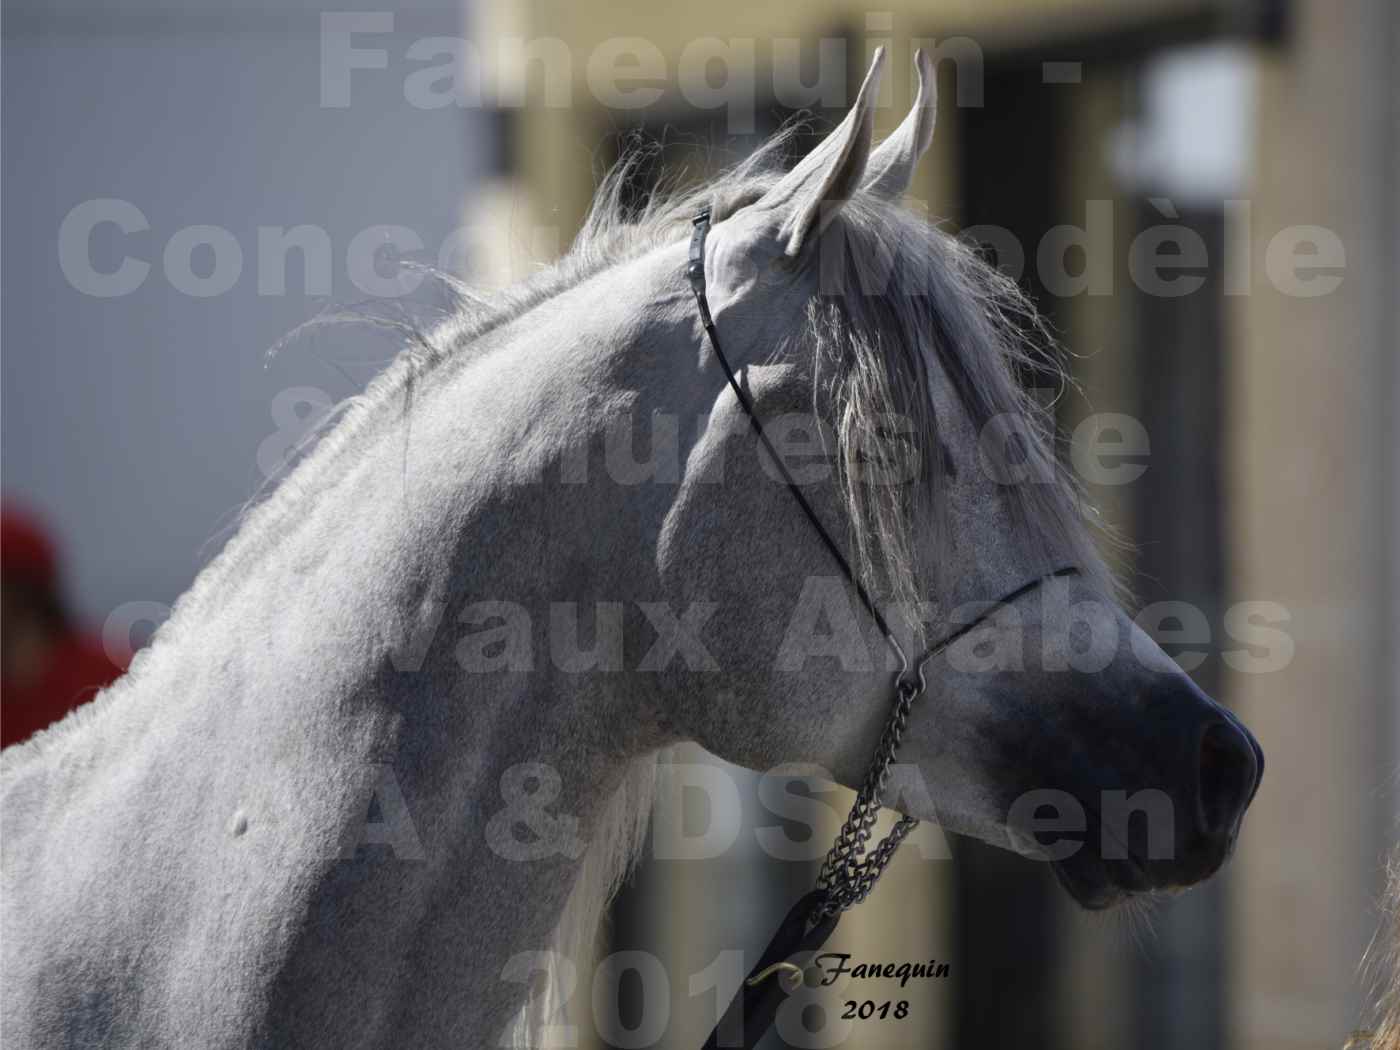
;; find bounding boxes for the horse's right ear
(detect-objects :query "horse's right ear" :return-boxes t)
[751,47,886,258]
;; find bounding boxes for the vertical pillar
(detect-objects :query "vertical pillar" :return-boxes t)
[1226,1,1398,1045]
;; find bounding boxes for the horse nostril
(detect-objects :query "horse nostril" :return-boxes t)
[1197,721,1258,838]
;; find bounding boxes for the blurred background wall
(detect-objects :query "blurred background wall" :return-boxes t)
[3,0,1396,1048]
[3,0,476,630]
[467,1,1398,1047]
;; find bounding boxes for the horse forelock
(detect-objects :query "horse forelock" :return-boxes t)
[793,195,1125,612]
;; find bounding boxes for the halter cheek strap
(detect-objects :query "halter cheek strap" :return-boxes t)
[688,205,902,650]
[688,204,1076,1048]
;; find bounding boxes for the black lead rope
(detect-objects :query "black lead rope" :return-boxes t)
[687,204,1076,1049]
[699,890,838,1050]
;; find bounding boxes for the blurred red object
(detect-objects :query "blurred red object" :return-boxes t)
[1,508,58,590]
[1,502,125,749]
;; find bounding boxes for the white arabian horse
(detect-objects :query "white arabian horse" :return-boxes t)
[1,49,1261,1048]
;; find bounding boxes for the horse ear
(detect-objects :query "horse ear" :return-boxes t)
[757,47,886,258]
[862,49,937,200]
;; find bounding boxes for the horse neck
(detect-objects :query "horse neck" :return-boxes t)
[5,290,687,1047]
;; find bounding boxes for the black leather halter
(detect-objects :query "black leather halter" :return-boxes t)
[687,204,1075,1048]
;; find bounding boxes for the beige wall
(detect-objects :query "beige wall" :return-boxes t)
[1227,0,1398,1045]
[474,0,1222,252]
[482,0,1216,82]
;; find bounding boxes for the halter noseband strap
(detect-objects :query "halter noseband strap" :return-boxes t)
[688,204,1075,1049]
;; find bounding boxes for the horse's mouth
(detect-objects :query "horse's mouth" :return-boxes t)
[1050,843,1214,910]
[1043,787,1237,910]
[1050,847,1158,911]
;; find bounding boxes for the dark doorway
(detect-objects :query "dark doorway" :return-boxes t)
[953,57,1073,1050]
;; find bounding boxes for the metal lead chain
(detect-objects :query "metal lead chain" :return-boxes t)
[815,667,928,918]
[688,200,927,924]
[810,568,1078,919]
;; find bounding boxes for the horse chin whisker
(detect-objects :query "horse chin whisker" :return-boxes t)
[1094,889,1171,953]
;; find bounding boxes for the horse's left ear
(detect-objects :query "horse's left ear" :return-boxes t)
[756,47,886,258]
